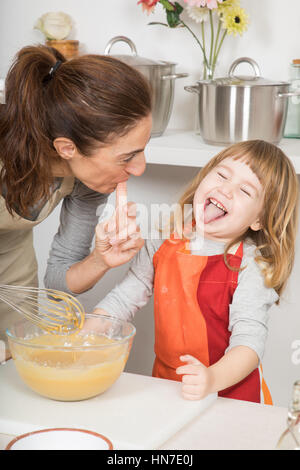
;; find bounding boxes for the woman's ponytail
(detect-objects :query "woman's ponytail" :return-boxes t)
[0,45,66,216]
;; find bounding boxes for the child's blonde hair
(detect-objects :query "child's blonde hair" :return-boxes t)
[175,140,299,300]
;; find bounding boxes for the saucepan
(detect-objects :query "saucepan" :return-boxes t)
[185,57,300,145]
[105,36,188,137]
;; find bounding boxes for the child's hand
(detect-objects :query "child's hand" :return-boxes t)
[176,354,213,400]
[95,182,144,268]
[81,309,113,335]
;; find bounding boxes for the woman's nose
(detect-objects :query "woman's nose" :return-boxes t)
[127,153,146,177]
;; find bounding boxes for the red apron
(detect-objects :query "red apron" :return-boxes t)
[152,236,272,404]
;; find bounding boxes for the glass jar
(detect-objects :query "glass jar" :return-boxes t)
[284,60,300,138]
[276,380,300,450]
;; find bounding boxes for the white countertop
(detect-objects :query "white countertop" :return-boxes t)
[0,361,216,450]
[146,130,300,173]
[0,396,287,451]
[0,359,288,452]
[160,397,287,450]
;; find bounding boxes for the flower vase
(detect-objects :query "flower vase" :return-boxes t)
[46,40,79,60]
[194,62,218,135]
[202,60,219,81]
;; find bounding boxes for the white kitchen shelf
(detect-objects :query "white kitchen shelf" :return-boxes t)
[146,130,300,174]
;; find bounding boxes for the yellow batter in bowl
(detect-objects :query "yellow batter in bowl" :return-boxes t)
[6,314,135,401]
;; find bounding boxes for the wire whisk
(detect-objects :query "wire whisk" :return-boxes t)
[0,284,85,334]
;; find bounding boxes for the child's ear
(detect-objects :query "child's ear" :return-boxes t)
[250,219,261,231]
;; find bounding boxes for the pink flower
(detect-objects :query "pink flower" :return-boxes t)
[206,0,223,8]
[184,0,223,9]
[184,0,206,6]
[137,0,160,14]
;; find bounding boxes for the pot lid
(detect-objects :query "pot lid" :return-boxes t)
[104,36,176,67]
[201,57,289,87]
[211,75,288,87]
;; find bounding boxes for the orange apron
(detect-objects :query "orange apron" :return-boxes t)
[152,236,272,404]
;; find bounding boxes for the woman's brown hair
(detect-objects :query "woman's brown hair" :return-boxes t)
[174,140,299,301]
[0,45,152,217]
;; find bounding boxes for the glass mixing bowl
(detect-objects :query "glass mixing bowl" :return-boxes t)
[6,313,135,401]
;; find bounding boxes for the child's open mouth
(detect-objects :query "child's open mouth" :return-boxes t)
[204,197,228,224]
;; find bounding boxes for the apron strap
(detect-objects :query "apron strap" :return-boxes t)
[233,242,243,258]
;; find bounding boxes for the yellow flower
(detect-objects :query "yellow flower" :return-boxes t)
[217,0,240,15]
[221,6,249,36]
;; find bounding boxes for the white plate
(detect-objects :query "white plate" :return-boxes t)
[5,428,113,450]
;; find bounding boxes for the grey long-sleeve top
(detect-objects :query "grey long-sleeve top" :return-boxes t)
[44,179,108,293]
[95,237,279,363]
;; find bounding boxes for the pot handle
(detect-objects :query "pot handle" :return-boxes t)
[162,73,189,80]
[228,57,261,79]
[277,90,300,98]
[104,36,137,56]
[184,85,200,94]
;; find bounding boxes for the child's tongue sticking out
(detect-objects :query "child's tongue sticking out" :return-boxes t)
[204,199,226,224]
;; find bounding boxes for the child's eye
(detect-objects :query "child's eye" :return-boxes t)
[241,188,251,197]
[217,172,227,179]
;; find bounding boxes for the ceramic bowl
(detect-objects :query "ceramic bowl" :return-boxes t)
[6,427,113,450]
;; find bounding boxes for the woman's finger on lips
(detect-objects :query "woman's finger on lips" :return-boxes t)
[115,182,128,234]
[112,204,125,235]
[126,201,137,218]
[115,182,128,210]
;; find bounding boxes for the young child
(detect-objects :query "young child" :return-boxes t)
[93,140,299,404]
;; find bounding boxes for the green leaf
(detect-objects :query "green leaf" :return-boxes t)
[174,2,183,14]
[166,10,181,28]
[160,0,175,11]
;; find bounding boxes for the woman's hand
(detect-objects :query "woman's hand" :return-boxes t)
[176,354,213,400]
[65,182,144,294]
[94,182,144,268]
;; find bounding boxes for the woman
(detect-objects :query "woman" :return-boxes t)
[0,45,152,352]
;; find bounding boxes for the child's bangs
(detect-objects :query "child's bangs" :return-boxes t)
[215,141,280,189]
[233,152,271,188]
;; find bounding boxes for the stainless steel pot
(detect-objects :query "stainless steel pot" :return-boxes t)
[104,36,188,137]
[185,57,300,145]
